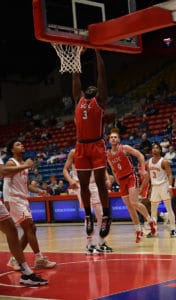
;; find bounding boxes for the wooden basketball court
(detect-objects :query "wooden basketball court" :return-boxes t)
[0,222,176,299]
[1,1,176,299]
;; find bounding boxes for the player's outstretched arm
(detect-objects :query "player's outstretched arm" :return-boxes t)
[96,50,107,109]
[0,158,34,177]
[72,48,86,104]
[72,72,82,104]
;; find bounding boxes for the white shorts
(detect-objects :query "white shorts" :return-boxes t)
[8,198,32,225]
[150,182,171,203]
[75,182,101,208]
[0,201,10,221]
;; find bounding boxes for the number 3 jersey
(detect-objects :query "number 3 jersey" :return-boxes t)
[148,157,168,186]
[107,145,134,180]
[75,96,104,140]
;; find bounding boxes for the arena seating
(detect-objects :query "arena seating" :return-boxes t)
[29,161,66,183]
[123,102,176,137]
[0,98,176,182]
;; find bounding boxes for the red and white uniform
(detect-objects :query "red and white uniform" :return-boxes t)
[0,158,10,221]
[148,157,171,203]
[3,158,32,224]
[74,96,106,170]
[70,164,101,208]
[107,145,138,197]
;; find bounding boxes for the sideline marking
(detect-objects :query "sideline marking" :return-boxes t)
[0,297,58,300]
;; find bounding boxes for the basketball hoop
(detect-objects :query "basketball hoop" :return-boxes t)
[51,44,83,74]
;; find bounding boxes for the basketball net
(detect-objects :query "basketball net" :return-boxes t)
[51,44,83,74]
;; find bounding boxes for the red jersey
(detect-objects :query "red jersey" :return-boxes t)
[107,145,134,180]
[75,96,104,141]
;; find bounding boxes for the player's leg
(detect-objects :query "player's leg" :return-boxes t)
[75,184,100,254]
[6,202,33,270]
[77,170,94,235]
[90,185,112,252]
[140,189,168,227]
[1,217,29,268]
[94,168,111,238]
[147,185,171,238]
[20,231,28,250]
[7,201,56,269]
[0,217,48,285]
[128,175,156,236]
[164,200,176,237]
[77,170,92,213]
[86,204,102,254]
[94,168,109,210]
[146,201,158,237]
[93,205,112,252]
[90,140,111,238]
[1,202,32,272]
[123,195,141,224]
[122,195,143,243]
[130,194,157,237]
[20,218,56,269]
[159,183,176,236]
[141,198,151,214]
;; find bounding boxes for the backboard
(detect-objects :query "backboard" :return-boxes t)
[32,0,142,54]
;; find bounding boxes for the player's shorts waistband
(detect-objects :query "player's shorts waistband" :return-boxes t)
[118,173,133,180]
[77,136,103,144]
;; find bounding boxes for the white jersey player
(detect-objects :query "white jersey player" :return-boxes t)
[3,157,31,224]
[63,148,113,254]
[3,138,56,270]
[146,143,176,237]
[0,157,48,285]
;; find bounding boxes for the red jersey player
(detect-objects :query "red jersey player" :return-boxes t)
[72,49,111,238]
[107,128,156,242]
